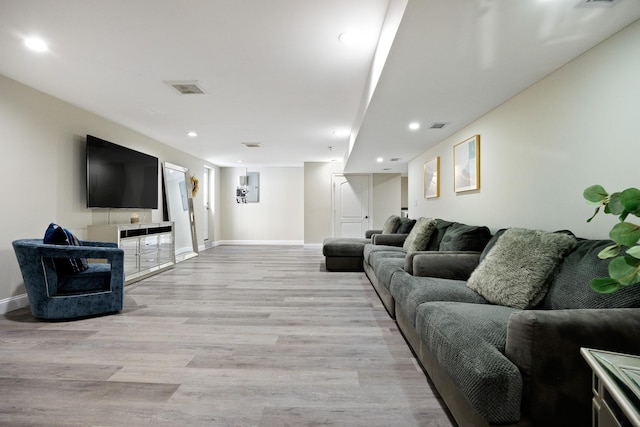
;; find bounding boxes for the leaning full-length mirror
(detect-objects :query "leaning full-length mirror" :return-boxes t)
[162,162,198,262]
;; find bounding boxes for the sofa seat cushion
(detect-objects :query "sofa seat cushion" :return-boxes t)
[57,263,112,295]
[390,271,489,327]
[539,239,640,309]
[415,301,523,423]
[363,244,404,264]
[370,256,405,292]
[322,238,370,257]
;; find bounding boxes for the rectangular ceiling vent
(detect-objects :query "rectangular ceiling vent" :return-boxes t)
[576,0,620,7]
[430,122,448,129]
[390,158,401,162]
[165,80,207,95]
[242,142,262,148]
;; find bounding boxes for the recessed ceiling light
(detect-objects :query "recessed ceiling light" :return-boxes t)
[237,160,244,163]
[376,157,384,163]
[332,129,351,138]
[338,31,358,45]
[409,122,420,131]
[24,37,48,52]
[187,131,198,137]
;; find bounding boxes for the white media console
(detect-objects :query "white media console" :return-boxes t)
[88,222,175,284]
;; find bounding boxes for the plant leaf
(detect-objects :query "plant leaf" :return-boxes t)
[607,192,625,215]
[598,244,621,259]
[583,185,608,203]
[626,245,640,259]
[590,277,621,294]
[609,222,640,246]
[608,255,640,286]
[620,187,640,216]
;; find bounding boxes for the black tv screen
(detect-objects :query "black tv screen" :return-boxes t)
[86,135,159,209]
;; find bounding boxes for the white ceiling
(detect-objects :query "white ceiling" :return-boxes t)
[1,0,639,174]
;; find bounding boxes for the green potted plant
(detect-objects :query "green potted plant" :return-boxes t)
[584,185,640,293]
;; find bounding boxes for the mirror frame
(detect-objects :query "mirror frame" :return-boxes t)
[162,162,198,262]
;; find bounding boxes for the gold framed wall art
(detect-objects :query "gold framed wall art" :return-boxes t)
[453,135,480,193]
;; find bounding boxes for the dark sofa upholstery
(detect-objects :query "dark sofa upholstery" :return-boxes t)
[388,233,640,427]
[362,218,491,317]
[322,215,415,272]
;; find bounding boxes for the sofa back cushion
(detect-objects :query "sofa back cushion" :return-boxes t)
[381,215,402,234]
[538,239,640,309]
[467,228,577,309]
[403,217,437,252]
[425,219,454,251]
[439,222,492,252]
[396,217,416,234]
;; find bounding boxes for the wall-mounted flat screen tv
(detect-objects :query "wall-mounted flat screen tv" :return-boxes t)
[86,135,159,209]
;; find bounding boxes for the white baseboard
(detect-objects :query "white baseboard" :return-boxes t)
[0,294,29,315]
[215,240,304,246]
[304,243,323,250]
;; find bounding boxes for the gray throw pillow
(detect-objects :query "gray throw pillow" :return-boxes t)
[467,228,577,309]
[382,215,402,234]
[403,217,437,253]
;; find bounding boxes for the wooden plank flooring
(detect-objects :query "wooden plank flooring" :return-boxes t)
[0,245,455,426]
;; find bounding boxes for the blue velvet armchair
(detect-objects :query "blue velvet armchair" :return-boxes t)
[12,239,125,320]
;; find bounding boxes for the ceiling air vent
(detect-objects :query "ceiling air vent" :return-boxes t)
[165,80,207,95]
[577,0,620,7]
[430,122,448,129]
[242,142,262,148]
[390,158,401,162]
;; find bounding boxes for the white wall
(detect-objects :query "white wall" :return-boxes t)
[219,167,304,243]
[407,19,640,240]
[0,74,218,304]
[372,174,402,229]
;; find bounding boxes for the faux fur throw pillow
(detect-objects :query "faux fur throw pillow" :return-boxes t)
[403,217,437,253]
[467,228,577,309]
[382,215,402,234]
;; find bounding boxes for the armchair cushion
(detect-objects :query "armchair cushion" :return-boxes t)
[43,223,88,274]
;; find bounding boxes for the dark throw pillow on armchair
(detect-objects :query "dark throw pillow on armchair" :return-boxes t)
[43,223,89,274]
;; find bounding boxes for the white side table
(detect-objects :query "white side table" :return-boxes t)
[581,348,640,427]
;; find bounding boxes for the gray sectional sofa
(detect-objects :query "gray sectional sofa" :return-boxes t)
[360,222,640,426]
[362,218,491,317]
[322,215,415,271]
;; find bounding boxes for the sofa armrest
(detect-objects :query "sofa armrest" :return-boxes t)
[372,233,408,247]
[365,229,382,238]
[505,308,640,427]
[404,251,480,278]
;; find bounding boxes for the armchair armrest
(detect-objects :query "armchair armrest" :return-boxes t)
[372,233,408,247]
[505,308,640,426]
[33,243,124,263]
[405,251,481,278]
[79,240,118,248]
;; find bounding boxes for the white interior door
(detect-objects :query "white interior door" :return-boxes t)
[333,174,370,238]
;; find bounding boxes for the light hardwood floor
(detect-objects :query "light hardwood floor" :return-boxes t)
[0,245,456,426]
